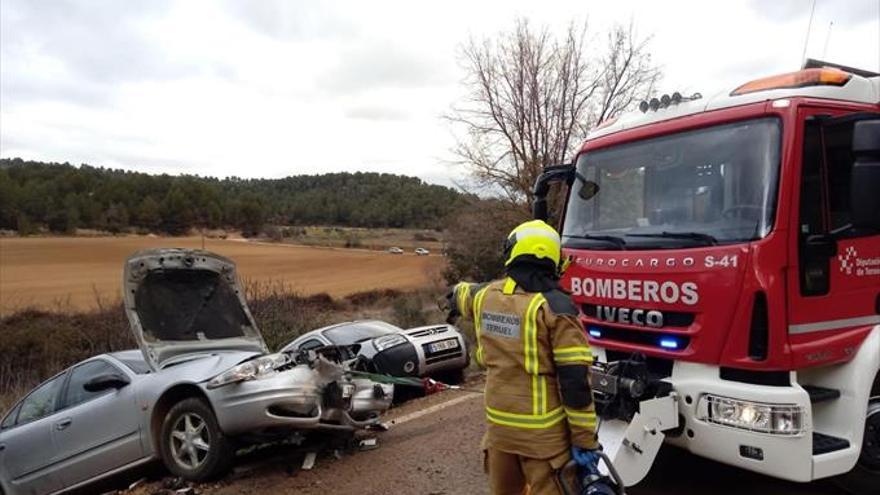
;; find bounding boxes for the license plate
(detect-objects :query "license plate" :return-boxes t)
[430,339,459,353]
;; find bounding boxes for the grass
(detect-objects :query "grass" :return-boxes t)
[0,283,447,416]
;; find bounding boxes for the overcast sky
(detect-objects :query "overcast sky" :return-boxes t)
[1,0,878,186]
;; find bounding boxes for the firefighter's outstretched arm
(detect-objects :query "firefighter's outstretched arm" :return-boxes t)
[543,290,600,451]
[446,282,483,324]
[446,282,490,367]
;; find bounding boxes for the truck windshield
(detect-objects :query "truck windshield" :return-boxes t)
[563,118,781,249]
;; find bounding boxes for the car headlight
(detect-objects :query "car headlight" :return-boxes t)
[207,353,289,389]
[374,334,407,352]
[698,394,805,435]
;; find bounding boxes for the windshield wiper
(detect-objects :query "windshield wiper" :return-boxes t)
[626,231,718,246]
[563,234,627,250]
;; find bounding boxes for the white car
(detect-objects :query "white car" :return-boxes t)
[387,247,404,254]
[414,248,430,256]
[282,320,469,383]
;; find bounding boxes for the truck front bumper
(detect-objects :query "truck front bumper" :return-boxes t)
[592,348,815,483]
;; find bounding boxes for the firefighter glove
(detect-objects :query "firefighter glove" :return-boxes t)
[571,446,601,478]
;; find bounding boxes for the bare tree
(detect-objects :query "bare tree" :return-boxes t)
[449,19,660,210]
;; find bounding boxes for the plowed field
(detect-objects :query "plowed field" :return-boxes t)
[0,236,443,314]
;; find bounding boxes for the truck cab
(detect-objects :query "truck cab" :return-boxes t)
[536,62,880,493]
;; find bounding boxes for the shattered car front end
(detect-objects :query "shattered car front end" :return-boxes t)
[205,348,393,436]
[124,248,393,437]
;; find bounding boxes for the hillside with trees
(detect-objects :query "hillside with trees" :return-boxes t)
[0,158,464,235]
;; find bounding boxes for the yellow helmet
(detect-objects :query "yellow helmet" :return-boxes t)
[503,220,562,267]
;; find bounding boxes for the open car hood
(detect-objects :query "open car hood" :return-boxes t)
[123,248,268,371]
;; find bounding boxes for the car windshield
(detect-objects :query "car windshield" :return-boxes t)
[112,352,151,374]
[563,118,781,249]
[323,321,401,346]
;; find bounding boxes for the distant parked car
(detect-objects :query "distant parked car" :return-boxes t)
[387,246,404,254]
[282,320,468,383]
[414,248,430,256]
[0,249,393,495]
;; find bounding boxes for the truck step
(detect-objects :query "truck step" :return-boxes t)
[802,385,841,403]
[813,432,850,455]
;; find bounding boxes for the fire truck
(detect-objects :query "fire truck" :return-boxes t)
[533,60,879,493]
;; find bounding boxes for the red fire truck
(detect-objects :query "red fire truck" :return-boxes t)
[534,60,879,493]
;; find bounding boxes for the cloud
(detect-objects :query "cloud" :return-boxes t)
[1,0,877,187]
[222,1,356,41]
[749,0,879,26]
[344,105,410,121]
[320,42,451,93]
[1,1,179,84]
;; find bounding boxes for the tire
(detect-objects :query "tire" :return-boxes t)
[159,397,234,481]
[834,376,880,495]
[436,368,466,386]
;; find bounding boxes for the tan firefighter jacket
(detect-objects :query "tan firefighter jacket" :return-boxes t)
[453,278,599,459]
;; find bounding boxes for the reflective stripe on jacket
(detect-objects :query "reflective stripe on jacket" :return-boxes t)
[453,279,599,458]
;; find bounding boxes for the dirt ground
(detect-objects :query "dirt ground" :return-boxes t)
[108,384,844,495]
[0,236,444,314]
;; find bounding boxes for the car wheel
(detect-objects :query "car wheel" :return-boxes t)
[435,368,465,386]
[159,397,234,481]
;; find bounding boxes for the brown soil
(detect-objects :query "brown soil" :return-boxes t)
[0,236,444,315]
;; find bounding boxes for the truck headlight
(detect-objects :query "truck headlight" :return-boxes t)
[698,395,805,435]
[207,353,289,389]
[374,334,407,352]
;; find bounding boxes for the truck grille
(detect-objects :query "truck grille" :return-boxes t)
[581,304,695,328]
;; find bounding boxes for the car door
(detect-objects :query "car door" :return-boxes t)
[0,372,66,495]
[50,359,144,488]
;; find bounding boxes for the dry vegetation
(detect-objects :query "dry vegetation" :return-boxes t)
[267,225,444,252]
[0,282,449,416]
[0,235,444,315]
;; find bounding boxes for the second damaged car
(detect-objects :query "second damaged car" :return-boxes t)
[0,249,393,495]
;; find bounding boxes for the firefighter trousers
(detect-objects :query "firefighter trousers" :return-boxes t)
[484,448,572,495]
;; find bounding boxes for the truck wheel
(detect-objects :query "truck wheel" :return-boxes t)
[159,398,234,481]
[835,394,880,495]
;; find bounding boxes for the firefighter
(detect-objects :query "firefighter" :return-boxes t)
[447,219,602,495]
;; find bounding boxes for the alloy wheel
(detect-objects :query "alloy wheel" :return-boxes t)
[170,412,211,470]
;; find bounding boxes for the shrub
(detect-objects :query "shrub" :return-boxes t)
[443,199,526,284]
[390,293,428,328]
[344,233,363,248]
[413,232,439,242]
[345,288,402,307]
[264,225,283,242]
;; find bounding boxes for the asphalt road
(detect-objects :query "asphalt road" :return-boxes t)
[127,390,845,495]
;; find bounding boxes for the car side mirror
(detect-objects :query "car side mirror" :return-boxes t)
[83,373,130,392]
[851,120,880,231]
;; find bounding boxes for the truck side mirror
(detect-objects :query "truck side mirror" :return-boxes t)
[532,164,574,221]
[851,120,880,231]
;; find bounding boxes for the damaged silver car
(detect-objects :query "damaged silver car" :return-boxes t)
[0,249,393,495]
